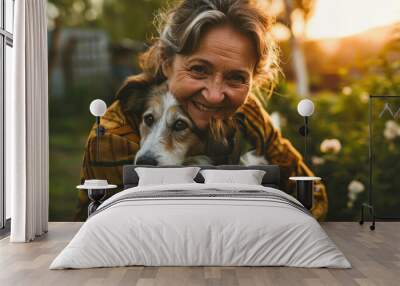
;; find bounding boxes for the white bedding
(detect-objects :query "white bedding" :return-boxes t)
[50,183,351,269]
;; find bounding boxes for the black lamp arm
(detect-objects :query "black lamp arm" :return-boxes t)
[298,116,310,165]
[95,117,106,162]
[96,117,101,137]
[304,116,308,165]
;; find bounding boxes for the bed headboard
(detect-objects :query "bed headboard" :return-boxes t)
[123,165,281,189]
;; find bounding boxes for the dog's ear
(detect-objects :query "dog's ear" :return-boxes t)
[116,73,152,100]
[117,73,154,119]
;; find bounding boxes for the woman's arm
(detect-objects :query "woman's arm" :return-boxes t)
[236,95,328,220]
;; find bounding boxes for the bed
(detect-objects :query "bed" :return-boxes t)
[50,165,351,269]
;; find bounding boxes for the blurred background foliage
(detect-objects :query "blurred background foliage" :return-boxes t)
[48,0,164,40]
[47,0,400,221]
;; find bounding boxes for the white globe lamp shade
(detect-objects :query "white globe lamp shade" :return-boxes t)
[90,99,107,117]
[297,99,315,117]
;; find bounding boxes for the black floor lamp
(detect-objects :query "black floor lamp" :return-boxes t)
[359,95,400,230]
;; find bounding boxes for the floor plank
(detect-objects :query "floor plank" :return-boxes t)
[0,222,399,286]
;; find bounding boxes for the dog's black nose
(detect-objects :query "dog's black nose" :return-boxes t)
[135,155,159,166]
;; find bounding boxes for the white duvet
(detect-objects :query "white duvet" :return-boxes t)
[50,183,351,269]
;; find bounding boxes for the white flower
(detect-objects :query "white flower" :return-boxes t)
[360,92,369,103]
[347,201,354,209]
[383,120,400,141]
[342,86,352,95]
[347,180,365,209]
[311,156,325,166]
[348,180,365,194]
[320,139,342,154]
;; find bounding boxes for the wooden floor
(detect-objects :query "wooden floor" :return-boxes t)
[0,222,399,286]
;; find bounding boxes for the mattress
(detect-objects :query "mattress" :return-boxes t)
[50,183,351,269]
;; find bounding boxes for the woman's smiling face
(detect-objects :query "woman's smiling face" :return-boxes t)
[163,24,258,129]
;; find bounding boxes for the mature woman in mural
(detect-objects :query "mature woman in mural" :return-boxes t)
[79,0,328,220]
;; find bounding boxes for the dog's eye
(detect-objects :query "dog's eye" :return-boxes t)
[173,120,188,131]
[143,114,154,127]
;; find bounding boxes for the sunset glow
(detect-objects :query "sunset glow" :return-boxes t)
[306,0,400,39]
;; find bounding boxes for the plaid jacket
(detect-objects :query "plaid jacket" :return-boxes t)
[79,94,328,221]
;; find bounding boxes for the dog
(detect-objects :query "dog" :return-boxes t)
[134,83,213,165]
[117,74,268,166]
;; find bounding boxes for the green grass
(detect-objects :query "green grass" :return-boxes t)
[49,112,93,221]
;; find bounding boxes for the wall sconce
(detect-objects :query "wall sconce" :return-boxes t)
[297,99,315,165]
[89,99,107,162]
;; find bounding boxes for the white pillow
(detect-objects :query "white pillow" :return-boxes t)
[200,169,266,185]
[135,167,201,186]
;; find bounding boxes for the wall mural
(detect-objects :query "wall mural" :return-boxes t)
[47,0,400,222]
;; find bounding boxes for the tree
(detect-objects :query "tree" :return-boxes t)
[282,0,313,97]
[260,0,315,97]
[48,0,165,42]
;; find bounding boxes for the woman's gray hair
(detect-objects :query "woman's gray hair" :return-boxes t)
[161,9,226,53]
[140,0,280,94]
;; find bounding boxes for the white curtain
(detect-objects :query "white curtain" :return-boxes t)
[7,0,49,242]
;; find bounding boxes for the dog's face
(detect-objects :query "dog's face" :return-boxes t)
[134,84,209,166]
